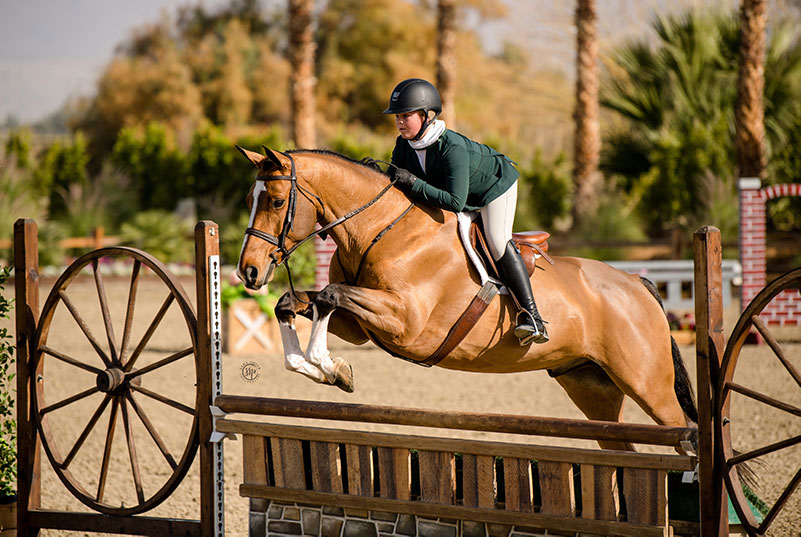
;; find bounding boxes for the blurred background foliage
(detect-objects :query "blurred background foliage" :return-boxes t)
[2,0,801,279]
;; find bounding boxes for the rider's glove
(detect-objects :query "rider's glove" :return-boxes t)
[390,167,418,192]
[360,157,382,171]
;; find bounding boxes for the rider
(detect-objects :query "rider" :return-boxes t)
[382,78,548,345]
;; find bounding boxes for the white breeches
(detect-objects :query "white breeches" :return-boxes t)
[479,181,517,261]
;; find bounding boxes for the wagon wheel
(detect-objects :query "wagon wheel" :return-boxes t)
[717,267,801,536]
[32,247,200,516]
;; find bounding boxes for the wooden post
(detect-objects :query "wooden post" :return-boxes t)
[195,221,223,537]
[693,226,728,536]
[14,219,41,537]
[92,227,105,249]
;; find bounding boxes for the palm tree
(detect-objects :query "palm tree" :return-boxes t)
[288,0,316,148]
[573,0,602,227]
[436,0,457,126]
[735,0,767,180]
[600,8,801,234]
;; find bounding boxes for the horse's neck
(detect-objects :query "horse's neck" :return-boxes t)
[307,156,410,245]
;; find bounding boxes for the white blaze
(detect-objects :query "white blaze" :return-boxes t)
[236,181,267,282]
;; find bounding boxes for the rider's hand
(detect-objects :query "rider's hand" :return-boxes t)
[391,167,418,192]
[360,157,381,171]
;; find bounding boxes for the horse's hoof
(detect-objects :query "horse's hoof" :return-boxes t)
[332,357,354,393]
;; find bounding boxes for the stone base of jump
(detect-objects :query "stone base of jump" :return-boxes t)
[250,500,562,537]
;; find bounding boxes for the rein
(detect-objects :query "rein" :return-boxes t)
[244,152,409,300]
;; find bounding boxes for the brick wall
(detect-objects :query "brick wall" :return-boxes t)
[250,500,556,537]
[738,178,766,306]
[738,178,801,325]
[315,234,338,291]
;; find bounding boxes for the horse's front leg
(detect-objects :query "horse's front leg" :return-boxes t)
[304,283,426,393]
[274,290,356,392]
[274,291,331,385]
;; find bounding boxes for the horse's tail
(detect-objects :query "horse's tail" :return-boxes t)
[639,276,698,424]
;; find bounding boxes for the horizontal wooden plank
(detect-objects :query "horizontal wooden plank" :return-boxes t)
[28,509,200,536]
[215,395,696,446]
[238,485,672,537]
[218,419,695,471]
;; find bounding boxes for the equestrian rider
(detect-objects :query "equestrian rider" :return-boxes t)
[382,78,548,345]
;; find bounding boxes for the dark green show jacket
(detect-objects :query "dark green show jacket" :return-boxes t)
[390,129,519,212]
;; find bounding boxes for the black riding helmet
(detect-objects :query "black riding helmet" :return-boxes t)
[383,78,442,141]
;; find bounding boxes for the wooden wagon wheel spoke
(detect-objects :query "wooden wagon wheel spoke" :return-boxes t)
[96,397,120,503]
[757,468,801,535]
[130,384,195,415]
[40,346,104,375]
[33,246,200,516]
[725,381,801,417]
[751,315,801,388]
[125,392,178,470]
[125,347,194,381]
[119,260,141,365]
[121,397,145,505]
[40,386,100,415]
[92,259,119,365]
[726,433,801,466]
[717,267,801,537]
[57,290,113,368]
[62,394,112,469]
[123,293,175,373]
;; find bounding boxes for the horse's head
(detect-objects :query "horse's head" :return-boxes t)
[236,146,318,290]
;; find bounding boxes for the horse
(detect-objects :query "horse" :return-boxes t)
[235,146,697,451]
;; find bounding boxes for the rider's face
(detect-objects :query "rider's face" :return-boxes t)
[395,111,426,140]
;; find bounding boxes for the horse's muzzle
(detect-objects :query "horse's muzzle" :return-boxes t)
[239,262,275,290]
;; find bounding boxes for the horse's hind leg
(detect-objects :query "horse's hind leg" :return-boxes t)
[554,364,635,451]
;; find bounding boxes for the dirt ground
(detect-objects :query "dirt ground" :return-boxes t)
[3,272,799,536]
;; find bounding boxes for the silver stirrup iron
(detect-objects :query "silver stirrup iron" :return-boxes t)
[514,311,549,345]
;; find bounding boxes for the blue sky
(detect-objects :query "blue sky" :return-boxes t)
[0,0,739,124]
[0,0,228,122]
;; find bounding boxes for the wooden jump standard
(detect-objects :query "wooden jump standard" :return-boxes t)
[13,221,729,536]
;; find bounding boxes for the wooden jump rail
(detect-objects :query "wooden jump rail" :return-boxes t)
[214,395,696,447]
[215,396,699,537]
[12,220,733,537]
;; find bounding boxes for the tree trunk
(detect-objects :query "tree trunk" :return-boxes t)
[572,0,602,228]
[736,0,767,180]
[289,0,316,148]
[436,0,457,127]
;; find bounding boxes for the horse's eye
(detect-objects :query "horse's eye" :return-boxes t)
[272,199,285,209]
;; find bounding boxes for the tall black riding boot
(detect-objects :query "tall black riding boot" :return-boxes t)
[496,240,549,345]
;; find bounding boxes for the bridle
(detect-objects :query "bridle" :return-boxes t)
[244,151,311,265]
[243,151,412,300]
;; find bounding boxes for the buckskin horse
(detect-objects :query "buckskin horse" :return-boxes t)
[235,147,697,450]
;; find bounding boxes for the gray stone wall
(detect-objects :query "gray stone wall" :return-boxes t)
[249,500,562,537]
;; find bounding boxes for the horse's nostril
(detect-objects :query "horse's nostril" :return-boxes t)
[245,265,259,284]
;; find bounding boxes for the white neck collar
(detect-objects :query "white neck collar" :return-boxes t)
[409,120,446,150]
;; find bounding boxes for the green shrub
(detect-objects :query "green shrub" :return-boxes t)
[571,192,647,260]
[0,266,16,500]
[0,155,46,256]
[221,281,281,317]
[516,151,572,232]
[120,210,193,263]
[111,122,189,211]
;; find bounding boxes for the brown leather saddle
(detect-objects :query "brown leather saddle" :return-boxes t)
[407,223,553,367]
[469,221,553,279]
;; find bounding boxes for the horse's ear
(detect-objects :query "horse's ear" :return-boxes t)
[262,146,283,169]
[236,145,265,168]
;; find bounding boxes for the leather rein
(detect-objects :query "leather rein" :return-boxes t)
[244,151,413,299]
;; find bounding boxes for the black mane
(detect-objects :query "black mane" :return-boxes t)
[288,148,388,175]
